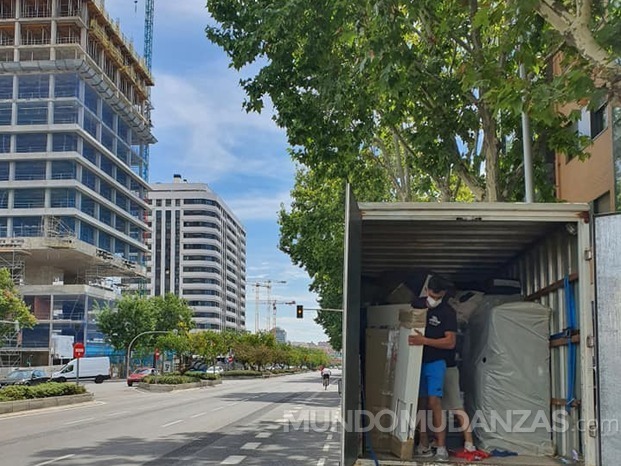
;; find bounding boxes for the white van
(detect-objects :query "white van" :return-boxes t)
[52,357,110,384]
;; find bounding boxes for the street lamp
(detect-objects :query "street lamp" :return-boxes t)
[126,330,173,379]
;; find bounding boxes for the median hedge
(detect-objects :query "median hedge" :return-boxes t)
[0,383,86,402]
[184,371,220,381]
[221,370,264,377]
[142,375,197,385]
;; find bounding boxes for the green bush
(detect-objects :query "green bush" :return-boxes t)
[142,375,197,385]
[221,370,264,377]
[0,383,86,402]
[184,371,220,381]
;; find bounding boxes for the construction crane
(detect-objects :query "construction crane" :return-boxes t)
[270,300,296,331]
[251,280,286,332]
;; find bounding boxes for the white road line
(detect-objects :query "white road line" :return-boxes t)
[221,455,246,464]
[64,417,94,426]
[322,444,330,452]
[212,406,226,411]
[161,420,184,428]
[326,434,333,441]
[256,432,271,439]
[34,454,76,466]
[190,412,207,419]
[106,411,128,417]
[0,402,104,421]
[317,459,326,466]
[241,442,261,450]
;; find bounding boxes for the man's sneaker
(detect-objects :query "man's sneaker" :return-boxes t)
[414,444,434,458]
[464,441,476,452]
[433,447,449,461]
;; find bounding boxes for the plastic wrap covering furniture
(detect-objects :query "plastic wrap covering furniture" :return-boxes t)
[367,303,413,329]
[448,290,485,325]
[389,308,427,460]
[463,300,553,456]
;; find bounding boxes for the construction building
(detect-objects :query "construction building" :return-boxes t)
[147,175,246,332]
[273,327,286,344]
[0,0,154,367]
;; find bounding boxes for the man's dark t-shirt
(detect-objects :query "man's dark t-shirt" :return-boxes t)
[412,297,458,364]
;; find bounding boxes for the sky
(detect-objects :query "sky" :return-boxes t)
[104,0,328,343]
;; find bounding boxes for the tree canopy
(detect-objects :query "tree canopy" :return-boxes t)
[0,268,35,337]
[96,293,194,352]
[205,0,610,347]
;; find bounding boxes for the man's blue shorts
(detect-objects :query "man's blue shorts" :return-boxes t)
[419,359,447,398]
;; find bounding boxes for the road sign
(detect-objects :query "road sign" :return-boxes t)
[73,342,85,359]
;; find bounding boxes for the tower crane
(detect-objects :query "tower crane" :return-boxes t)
[251,280,287,332]
[270,300,296,331]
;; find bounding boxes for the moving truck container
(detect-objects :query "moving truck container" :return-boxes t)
[342,188,621,466]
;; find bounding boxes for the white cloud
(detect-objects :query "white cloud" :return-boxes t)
[151,72,289,183]
[226,191,291,222]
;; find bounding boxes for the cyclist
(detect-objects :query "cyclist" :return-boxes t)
[321,367,332,389]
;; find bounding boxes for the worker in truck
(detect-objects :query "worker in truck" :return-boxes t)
[409,275,457,461]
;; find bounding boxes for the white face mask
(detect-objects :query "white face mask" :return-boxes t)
[426,296,442,308]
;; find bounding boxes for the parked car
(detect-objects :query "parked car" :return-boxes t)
[0,369,49,388]
[205,366,224,374]
[127,368,156,387]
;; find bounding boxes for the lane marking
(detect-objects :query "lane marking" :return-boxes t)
[221,455,246,464]
[241,442,261,450]
[0,402,104,421]
[190,412,207,419]
[212,406,226,411]
[323,444,330,452]
[106,411,128,417]
[256,432,271,439]
[317,459,326,466]
[161,420,184,428]
[34,454,76,466]
[64,417,94,426]
[326,434,333,441]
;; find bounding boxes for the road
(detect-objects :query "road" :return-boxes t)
[0,371,342,466]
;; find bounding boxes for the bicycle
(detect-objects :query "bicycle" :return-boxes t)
[322,374,330,390]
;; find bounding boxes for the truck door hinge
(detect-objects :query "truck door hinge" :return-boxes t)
[584,248,593,261]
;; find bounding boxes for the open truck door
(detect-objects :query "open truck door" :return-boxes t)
[342,186,362,466]
[594,213,621,465]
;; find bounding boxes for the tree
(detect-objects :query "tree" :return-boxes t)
[0,268,35,337]
[96,295,155,352]
[532,0,621,102]
[96,293,193,353]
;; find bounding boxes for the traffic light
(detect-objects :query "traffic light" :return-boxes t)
[296,305,304,319]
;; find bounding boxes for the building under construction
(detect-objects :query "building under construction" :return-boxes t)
[0,0,154,367]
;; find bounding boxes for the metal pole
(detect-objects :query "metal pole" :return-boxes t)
[76,357,80,386]
[126,330,170,379]
[520,62,535,203]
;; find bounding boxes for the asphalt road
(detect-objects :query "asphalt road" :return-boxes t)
[0,371,342,466]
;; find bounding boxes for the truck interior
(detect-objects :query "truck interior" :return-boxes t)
[348,202,593,466]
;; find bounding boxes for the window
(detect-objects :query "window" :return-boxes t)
[115,193,128,211]
[50,188,76,208]
[0,162,8,181]
[82,141,98,165]
[99,206,112,226]
[0,76,12,99]
[15,133,46,152]
[18,75,49,99]
[17,102,48,125]
[15,161,45,180]
[52,133,77,152]
[100,157,115,177]
[52,160,76,180]
[115,239,126,256]
[53,101,79,124]
[99,181,113,202]
[116,169,127,187]
[99,232,111,251]
[80,222,95,244]
[58,216,75,234]
[80,196,96,217]
[84,111,97,138]
[84,85,98,113]
[591,103,608,138]
[0,102,11,125]
[54,73,79,98]
[81,168,97,191]
[102,102,114,129]
[14,189,45,208]
[118,119,130,143]
[115,216,126,234]
[101,127,114,153]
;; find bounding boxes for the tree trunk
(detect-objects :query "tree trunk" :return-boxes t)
[479,100,501,202]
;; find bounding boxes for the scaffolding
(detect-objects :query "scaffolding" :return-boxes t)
[0,323,20,368]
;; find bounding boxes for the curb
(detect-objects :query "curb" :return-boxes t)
[137,379,222,392]
[0,393,94,414]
